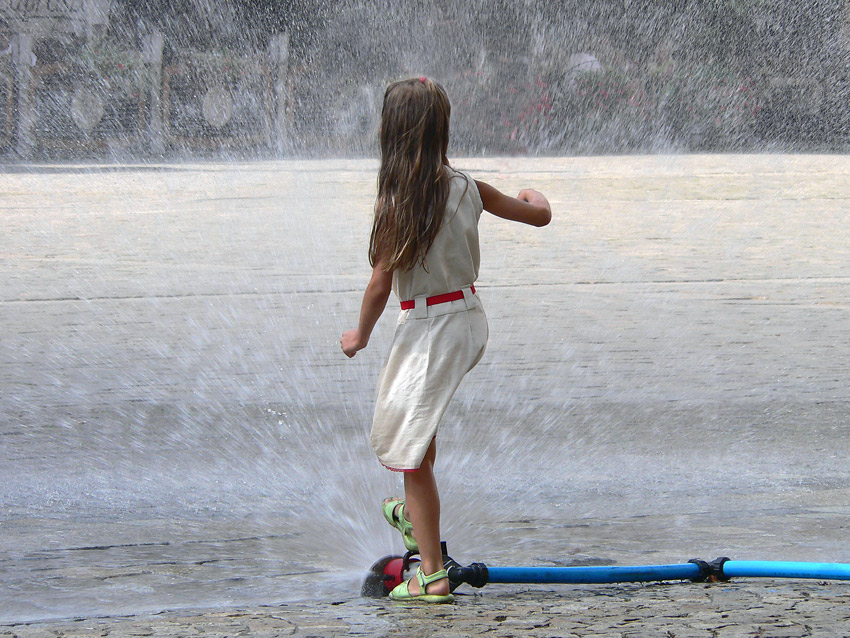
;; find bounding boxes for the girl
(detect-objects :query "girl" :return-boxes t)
[341,77,551,603]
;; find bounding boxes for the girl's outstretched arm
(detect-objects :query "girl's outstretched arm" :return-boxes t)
[475,180,552,227]
[341,260,393,358]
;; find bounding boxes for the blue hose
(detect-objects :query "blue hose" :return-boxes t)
[452,560,850,587]
[485,563,703,584]
[723,561,850,581]
[372,547,850,598]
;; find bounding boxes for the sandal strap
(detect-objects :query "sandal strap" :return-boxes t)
[388,499,413,531]
[416,567,449,588]
[397,503,413,533]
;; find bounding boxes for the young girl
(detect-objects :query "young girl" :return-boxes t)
[341,77,551,603]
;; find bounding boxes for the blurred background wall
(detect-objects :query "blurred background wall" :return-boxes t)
[2,0,848,158]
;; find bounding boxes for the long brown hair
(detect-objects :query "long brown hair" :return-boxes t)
[369,77,451,272]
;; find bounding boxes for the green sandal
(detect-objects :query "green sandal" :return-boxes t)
[382,497,418,553]
[389,567,454,603]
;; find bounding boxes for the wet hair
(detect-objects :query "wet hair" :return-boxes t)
[369,77,451,272]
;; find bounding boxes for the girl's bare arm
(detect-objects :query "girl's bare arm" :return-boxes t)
[475,180,551,227]
[341,260,393,358]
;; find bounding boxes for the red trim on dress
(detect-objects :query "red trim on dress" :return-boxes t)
[381,462,417,473]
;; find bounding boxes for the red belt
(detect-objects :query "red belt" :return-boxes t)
[400,285,475,310]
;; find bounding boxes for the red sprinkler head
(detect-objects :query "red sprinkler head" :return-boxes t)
[361,555,410,598]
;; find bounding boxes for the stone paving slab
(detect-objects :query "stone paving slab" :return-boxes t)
[3,581,850,637]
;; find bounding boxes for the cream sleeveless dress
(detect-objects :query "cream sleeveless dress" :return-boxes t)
[370,166,489,471]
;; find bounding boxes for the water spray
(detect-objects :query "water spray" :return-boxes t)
[362,544,850,598]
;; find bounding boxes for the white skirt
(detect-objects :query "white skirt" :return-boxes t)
[370,289,488,471]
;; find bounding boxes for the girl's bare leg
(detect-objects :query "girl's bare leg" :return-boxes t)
[402,438,449,596]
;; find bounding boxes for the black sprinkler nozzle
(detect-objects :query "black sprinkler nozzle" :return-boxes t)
[447,561,490,588]
[440,541,489,589]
